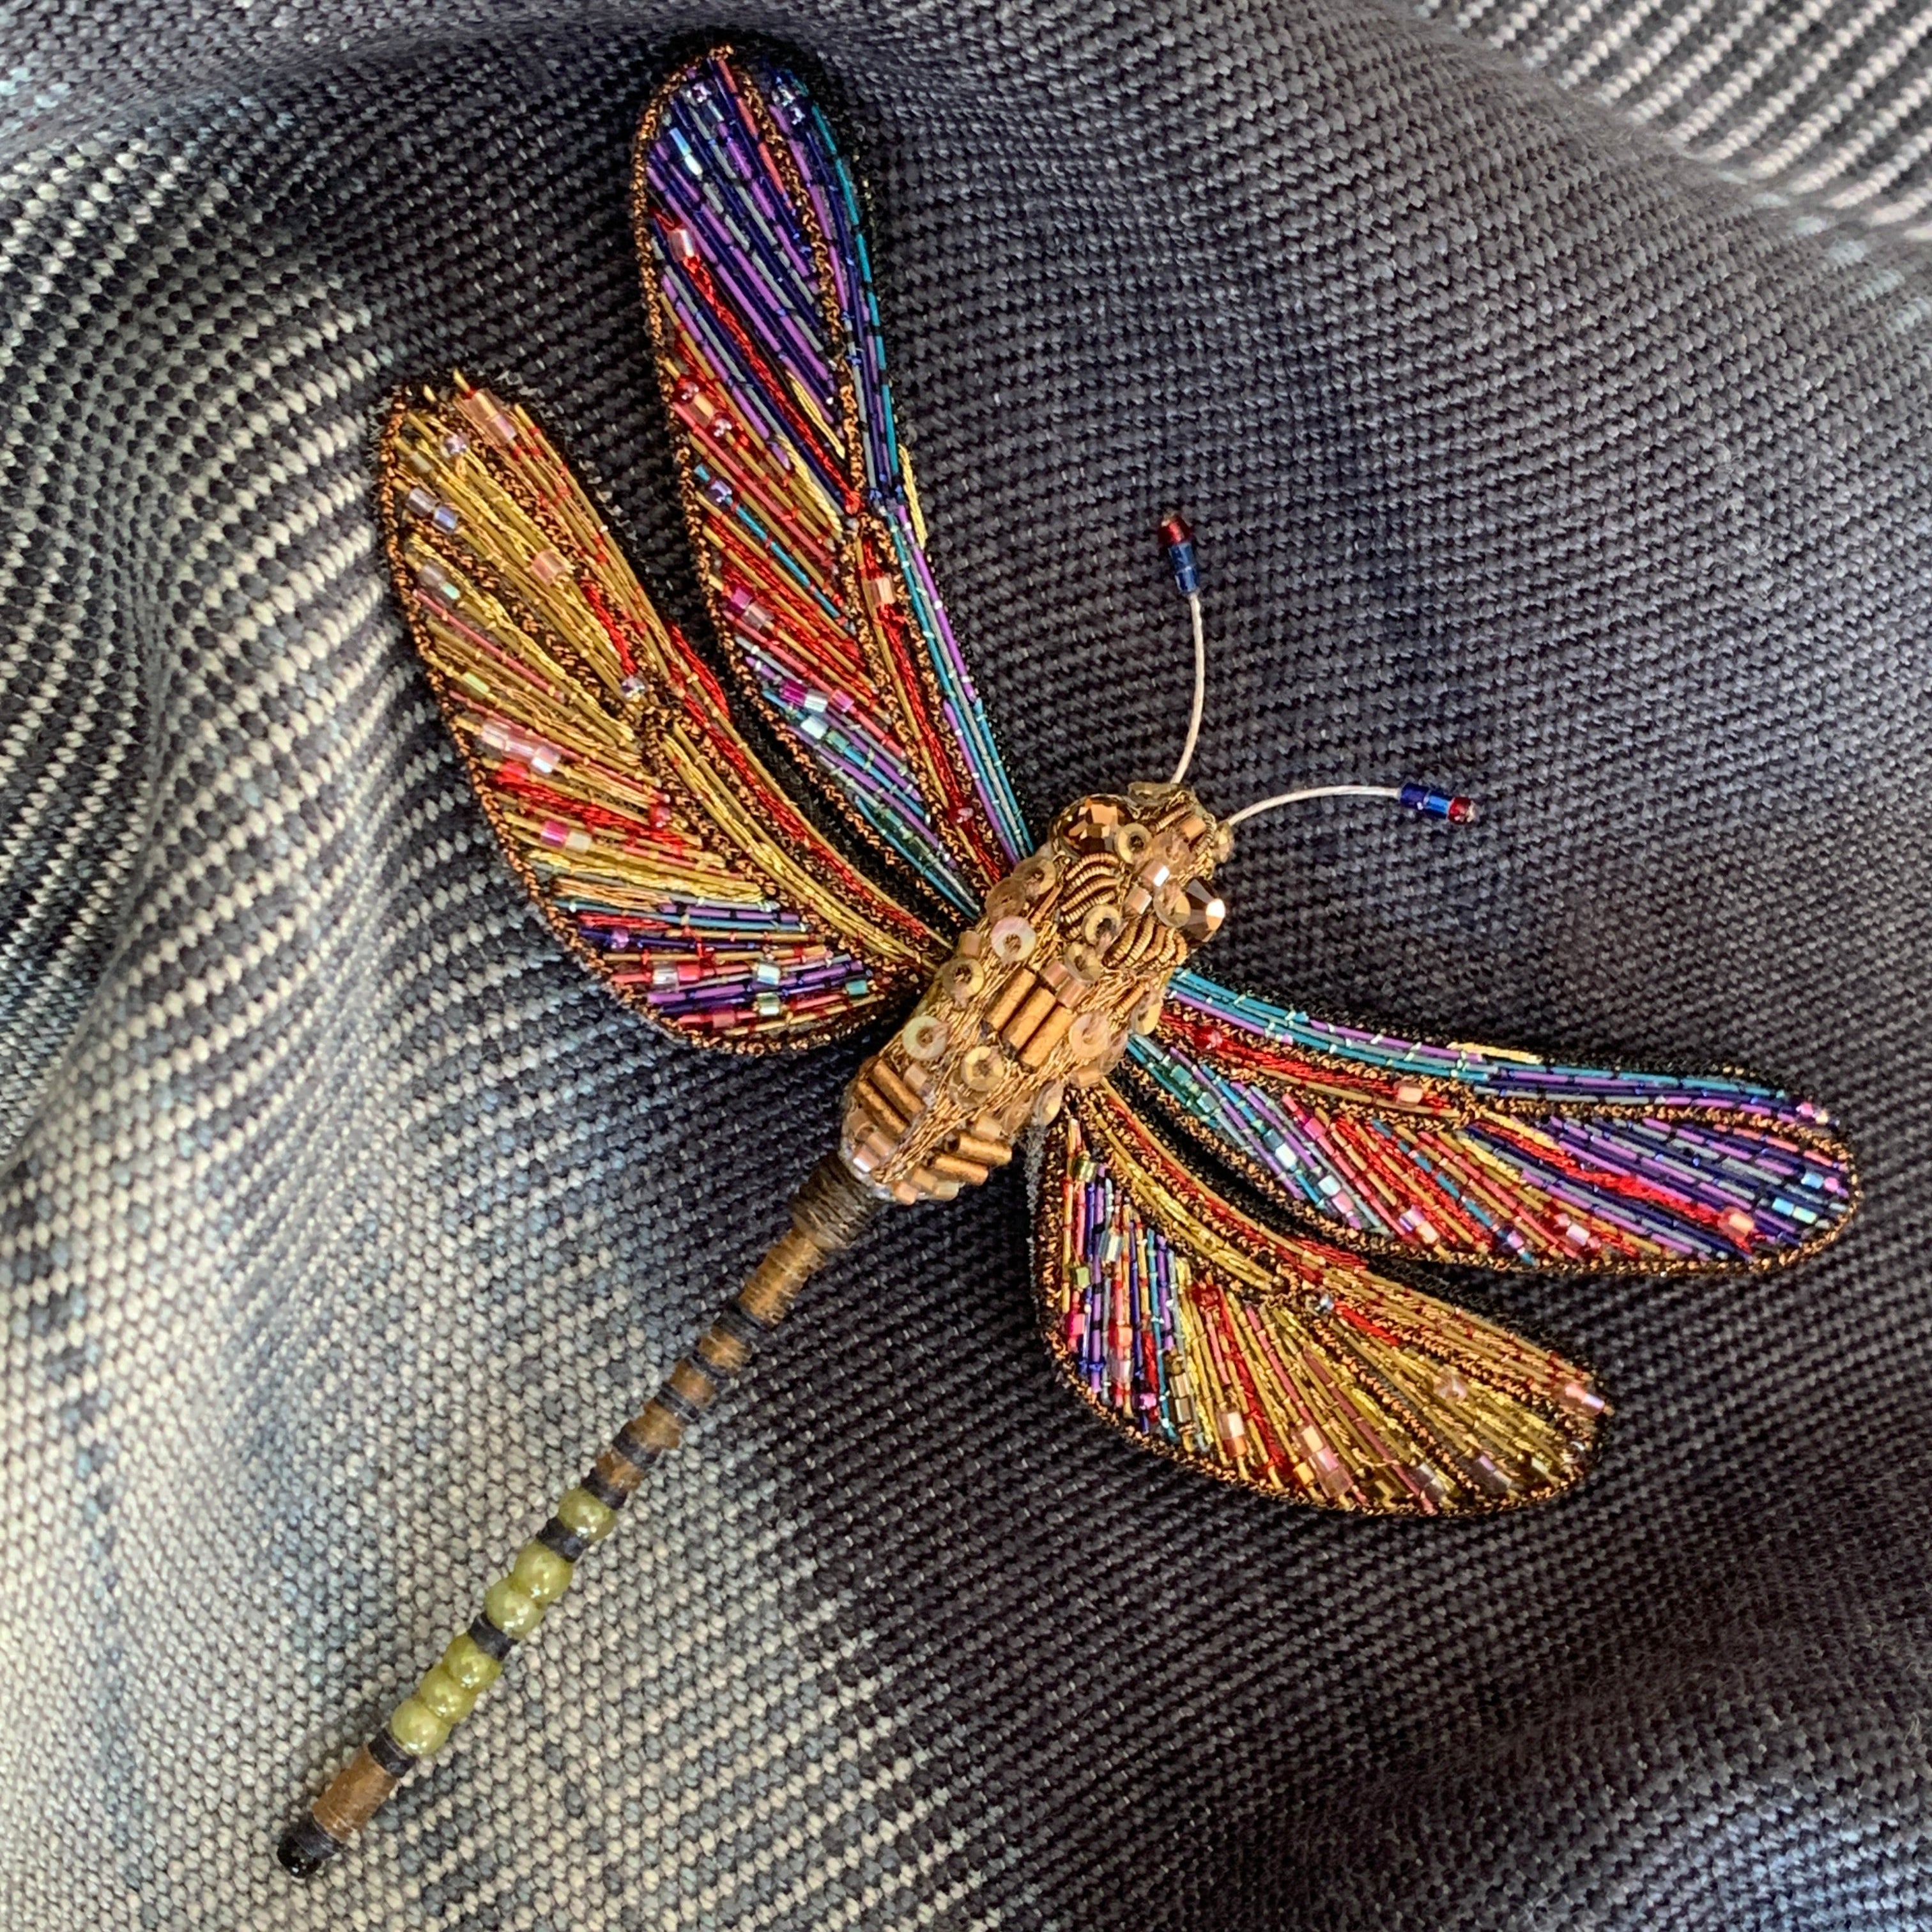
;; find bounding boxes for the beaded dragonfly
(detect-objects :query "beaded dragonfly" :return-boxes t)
[279,43,1858,1875]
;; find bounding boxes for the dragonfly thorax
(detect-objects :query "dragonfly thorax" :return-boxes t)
[839,783,1230,1204]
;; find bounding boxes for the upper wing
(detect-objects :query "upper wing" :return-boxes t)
[634,46,1031,917]
[1125,969,1857,1272]
[378,378,945,1050]
[1032,1085,1604,1512]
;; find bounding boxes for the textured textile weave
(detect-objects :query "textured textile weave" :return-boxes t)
[1434,0,1932,229]
[2,3,1930,1928]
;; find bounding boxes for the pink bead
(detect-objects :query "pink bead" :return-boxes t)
[1558,1379,1606,1419]
[725,585,773,634]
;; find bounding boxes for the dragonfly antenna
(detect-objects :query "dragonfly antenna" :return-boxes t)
[1160,516,1206,786]
[1154,517,1478,832]
[1226,782,1480,827]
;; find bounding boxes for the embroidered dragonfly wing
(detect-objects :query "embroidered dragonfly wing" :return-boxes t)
[378,380,944,1049]
[1034,1085,1604,1512]
[634,46,1032,917]
[1126,969,1858,1272]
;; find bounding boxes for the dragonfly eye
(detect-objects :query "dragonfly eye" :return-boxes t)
[1181,880,1225,944]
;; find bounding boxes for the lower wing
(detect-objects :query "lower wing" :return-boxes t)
[1032,1085,1606,1513]
[378,378,946,1050]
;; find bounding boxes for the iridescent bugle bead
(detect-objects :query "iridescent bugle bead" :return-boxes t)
[1397,782,1478,824]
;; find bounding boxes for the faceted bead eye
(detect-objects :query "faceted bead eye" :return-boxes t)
[1180,879,1225,943]
[1062,800,1121,854]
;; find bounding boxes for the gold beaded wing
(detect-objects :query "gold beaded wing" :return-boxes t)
[1035,1085,1608,1512]
[376,380,943,1050]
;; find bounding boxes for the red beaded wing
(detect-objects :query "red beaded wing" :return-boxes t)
[1034,1085,1607,1512]
[1127,970,1857,1275]
[634,47,1032,919]
[376,381,944,1050]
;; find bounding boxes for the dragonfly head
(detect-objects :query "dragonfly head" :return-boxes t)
[1047,783,1230,949]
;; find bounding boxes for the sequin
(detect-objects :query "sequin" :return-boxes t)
[902,1013,950,1061]
[989,915,1037,962]
[1068,1012,1114,1063]
[1082,903,1124,947]
[958,1045,1004,1094]
[939,956,983,1002]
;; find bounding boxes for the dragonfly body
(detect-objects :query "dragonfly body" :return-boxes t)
[844,786,1227,1202]
[279,40,1857,1878]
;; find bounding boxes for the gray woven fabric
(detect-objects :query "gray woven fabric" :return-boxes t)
[1437,0,1932,228]
[3,3,1929,1927]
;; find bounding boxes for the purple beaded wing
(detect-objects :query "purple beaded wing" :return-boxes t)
[1126,969,1857,1274]
[633,47,1031,918]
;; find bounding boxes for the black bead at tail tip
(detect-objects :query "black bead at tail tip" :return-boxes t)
[276,1813,343,1878]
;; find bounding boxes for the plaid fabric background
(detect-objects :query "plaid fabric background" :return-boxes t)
[2,3,1929,1926]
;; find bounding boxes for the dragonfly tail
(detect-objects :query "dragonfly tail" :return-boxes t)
[276,1153,879,1878]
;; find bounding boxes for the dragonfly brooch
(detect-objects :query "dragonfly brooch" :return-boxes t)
[279,42,1859,1877]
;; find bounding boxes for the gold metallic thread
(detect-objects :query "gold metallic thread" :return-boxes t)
[310,1751,399,1841]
